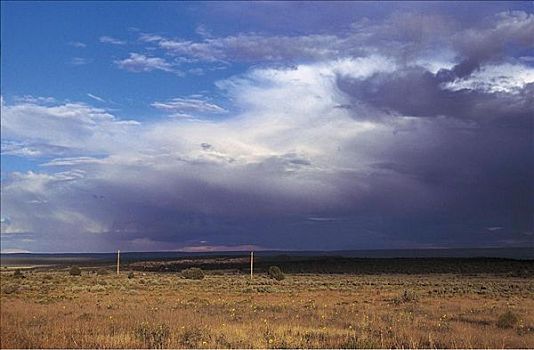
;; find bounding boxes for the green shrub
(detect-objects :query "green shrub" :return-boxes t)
[497,310,519,329]
[268,266,285,280]
[96,269,110,275]
[128,272,135,279]
[69,266,82,276]
[181,267,204,280]
[13,269,24,278]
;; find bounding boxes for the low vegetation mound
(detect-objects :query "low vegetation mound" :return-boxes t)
[128,272,135,279]
[181,267,204,280]
[69,266,82,276]
[13,270,24,278]
[268,266,285,280]
[393,289,418,304]
[497,310,519,329]
[2,284,18,294]
[135,322,170,348]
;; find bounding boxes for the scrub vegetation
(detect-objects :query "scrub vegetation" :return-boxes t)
[1,258,533,348]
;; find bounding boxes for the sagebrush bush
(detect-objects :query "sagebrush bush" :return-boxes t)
[69,266,82,276]
[13,270,24,278]
[393,290,418,304]
[497,310,519,329]
[128,272,135,279]
[181,267,204,280]
[3,284,18,294]
[90,285,106,292]
[96,269,110,275]
[179,325,205,347]
[268,266,285,280]
[135,322,170,348]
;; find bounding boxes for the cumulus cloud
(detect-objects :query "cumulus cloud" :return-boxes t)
[0,58,396,250]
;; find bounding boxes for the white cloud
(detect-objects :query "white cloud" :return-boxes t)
[87,93,106,103]
[40,156,107,167]
[140,32,350,62]
[138,33,165,43]
[1,170,93,235]
[0,248,32,254]
[99,35,126,45]
[4,57,396,172]
[13,95,57,104]
[2,141,47,157]
[151,97,226,114]
[179,244,261,252]
[195,24,212,38]
[115,53,179,74]
[1,100,140,155]
[70,57,92,66]
[68,41,87,48]
[444,63,534,93]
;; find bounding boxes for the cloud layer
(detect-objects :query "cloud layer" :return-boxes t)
[1,8,533,252]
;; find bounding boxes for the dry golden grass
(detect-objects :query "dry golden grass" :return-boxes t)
[1,269,533,348]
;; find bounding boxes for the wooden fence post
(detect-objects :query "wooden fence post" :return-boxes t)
[250,251,254,279]
[117,250,120,275]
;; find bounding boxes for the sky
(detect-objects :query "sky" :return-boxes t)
[1,1,533,253]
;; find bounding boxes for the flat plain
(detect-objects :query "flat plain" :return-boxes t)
[1,258,533,348]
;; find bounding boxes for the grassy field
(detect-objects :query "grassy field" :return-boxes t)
[1,265,533,349]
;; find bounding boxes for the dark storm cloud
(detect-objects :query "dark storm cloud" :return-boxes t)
[325,9,533,249]
[337,67,533,128]
[451,11,534,77]
[334,72,532,247]
[191,1,532,36]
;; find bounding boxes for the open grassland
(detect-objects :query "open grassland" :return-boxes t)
[1,268,533,348]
